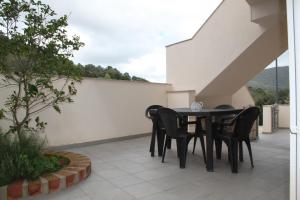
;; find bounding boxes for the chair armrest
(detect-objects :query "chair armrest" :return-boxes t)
[220,109,247,128]
[221,115,235,121]
[221,117,235,126]
[222,120,235,127]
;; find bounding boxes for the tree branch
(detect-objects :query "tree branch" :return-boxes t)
[29,101,53,115]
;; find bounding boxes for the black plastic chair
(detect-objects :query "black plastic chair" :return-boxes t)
[145,105,165,157]
[157,108,195,168]
[191,117,207,164]
[214,107,260,173]
[213,104,235,160]
[215,104,235,110]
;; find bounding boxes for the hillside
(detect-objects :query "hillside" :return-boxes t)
[247,66,289,90]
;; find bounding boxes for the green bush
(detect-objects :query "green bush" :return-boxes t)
[0,131,69,186]
[249,87,290,125]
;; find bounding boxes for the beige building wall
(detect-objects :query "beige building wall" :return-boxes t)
[232,86,255,108]
[196,95,232,109]
[195,86,255,109]
[0,79,171,147]
[166,0,287,102]
[167,90,195,108]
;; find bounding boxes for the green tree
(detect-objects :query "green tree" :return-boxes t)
[278,89,289,104]
[78,63,148,82]
[105,66,122,80]
[0,0,84,139]
[122,72,131,80]
[104,73,111,79]
[132,76,148,82]
[80,64,105,78]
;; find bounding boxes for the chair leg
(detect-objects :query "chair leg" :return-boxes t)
[150,122,157,157]
[176,138,180,158]
[245,138,254,168]
[179,138,187,168]
[162,135,169,163]
[223,140,231,162]
[167,138,172,149]
[157,129,164,157]
[227,139,238,173]
[239,140,244,162]
[192,136,197,155]
[232,139,238,173]
[227,139,233,170]
[186,136,193,156]
[199,135,207,164]
[215,139,222,160]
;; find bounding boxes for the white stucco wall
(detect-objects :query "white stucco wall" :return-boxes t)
[0,79,171,147]
[278,104,290,128]
[263,105,273,133]
[262,104,290,132]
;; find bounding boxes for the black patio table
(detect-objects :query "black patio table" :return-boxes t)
[173,108,243,172]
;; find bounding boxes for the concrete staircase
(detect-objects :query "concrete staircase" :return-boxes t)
[166,0,288,107]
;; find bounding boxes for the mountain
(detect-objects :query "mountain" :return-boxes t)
[247,66,289,91]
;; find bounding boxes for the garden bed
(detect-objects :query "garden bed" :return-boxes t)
[0,151,91,200]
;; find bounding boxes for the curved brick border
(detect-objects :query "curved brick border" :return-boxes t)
[0,151,91,200]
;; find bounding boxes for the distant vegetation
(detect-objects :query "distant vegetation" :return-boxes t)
[77,64,148,82]
[247,66,289,124]
[248,66,289,90]
[247,66,289,105]
[249,87,289,125]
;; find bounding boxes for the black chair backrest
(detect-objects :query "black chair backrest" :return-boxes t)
[215,104,234,110]
[157,108,181,137]
[145,105,163,120]
[233,107,260,139]
[214,104,235,123]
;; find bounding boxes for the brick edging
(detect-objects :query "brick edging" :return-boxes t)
[1,151,91,200]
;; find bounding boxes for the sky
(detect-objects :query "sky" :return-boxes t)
[43,0,223,82]
[267,51,289,68]
[44,0,289,83]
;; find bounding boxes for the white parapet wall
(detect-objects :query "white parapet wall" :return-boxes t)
[278,104,290,128]
[263,105,273,133]
[0,78,171,147]
[263,104,290,133]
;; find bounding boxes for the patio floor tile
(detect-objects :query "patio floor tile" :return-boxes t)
[24,129,289,200]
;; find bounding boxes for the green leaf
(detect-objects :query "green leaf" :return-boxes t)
[0,109,4,120]
[0,0,82,134]
[28,84,38,95]
[67,97,74,103]
[35,116,40,123]
[53,104,61,113]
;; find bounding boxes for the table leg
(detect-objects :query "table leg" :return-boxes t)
[205,115,214,172]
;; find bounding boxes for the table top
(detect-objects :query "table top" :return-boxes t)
[149,107,243,117]
[173,108,243,116]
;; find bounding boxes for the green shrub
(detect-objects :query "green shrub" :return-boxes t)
[0,131,69,186]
